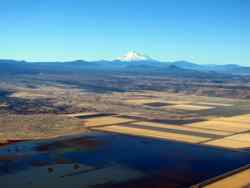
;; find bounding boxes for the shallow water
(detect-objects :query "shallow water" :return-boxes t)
[0,131,250,188]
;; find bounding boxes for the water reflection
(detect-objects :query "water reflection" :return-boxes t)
[0,132,250,188]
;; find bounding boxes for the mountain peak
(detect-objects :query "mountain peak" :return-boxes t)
[117,51,153,62]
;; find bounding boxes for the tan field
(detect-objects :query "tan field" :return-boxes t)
[93,125,211,143]
[65,112,100,118]
[83,116,136,127]
[131,121,232,136]
[170,104,215,111]
[125,99,191,106]
[204,133,250,149]
[226,133,250,142]
[186,120,250,133]
[215,114,250,124]
[196,102,233,107]
[125,99,164,105]
[80,112,250,150]
[203,168,250,188]
[166,100,192,105]
[204,138,250,149]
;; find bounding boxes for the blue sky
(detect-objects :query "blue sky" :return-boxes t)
[0,0,250,65]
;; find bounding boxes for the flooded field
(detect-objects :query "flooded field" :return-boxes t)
[1,89,250,187]
[1,131,250,188]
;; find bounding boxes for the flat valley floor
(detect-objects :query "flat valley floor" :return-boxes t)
[1,84,250,187]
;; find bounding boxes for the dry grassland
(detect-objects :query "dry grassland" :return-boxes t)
[203,168,250,188]
[0,114,87,141]
[83,116,136,127]
[126,99,193,106]
[132,122,232,136]
[10,91,50,99]
[170,104,215,111]
[93,125,211,143]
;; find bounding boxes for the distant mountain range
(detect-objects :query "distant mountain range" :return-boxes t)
[1,52,250,76]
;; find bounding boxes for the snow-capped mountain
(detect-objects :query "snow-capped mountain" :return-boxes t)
[1,52,250,75]
[116,51,154,62]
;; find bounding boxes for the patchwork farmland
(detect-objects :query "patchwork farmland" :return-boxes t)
[69,95,250,187]
[72,112,250,150]
[1,89,250,188]
[63,94,250,152]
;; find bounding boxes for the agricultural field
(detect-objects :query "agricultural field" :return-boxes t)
[2,1,250,187]
[79,112,250,150]
[1,82,250,150]
[1,76,250,188]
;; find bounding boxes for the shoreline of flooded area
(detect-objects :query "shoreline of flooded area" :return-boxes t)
[0,131,250,188]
